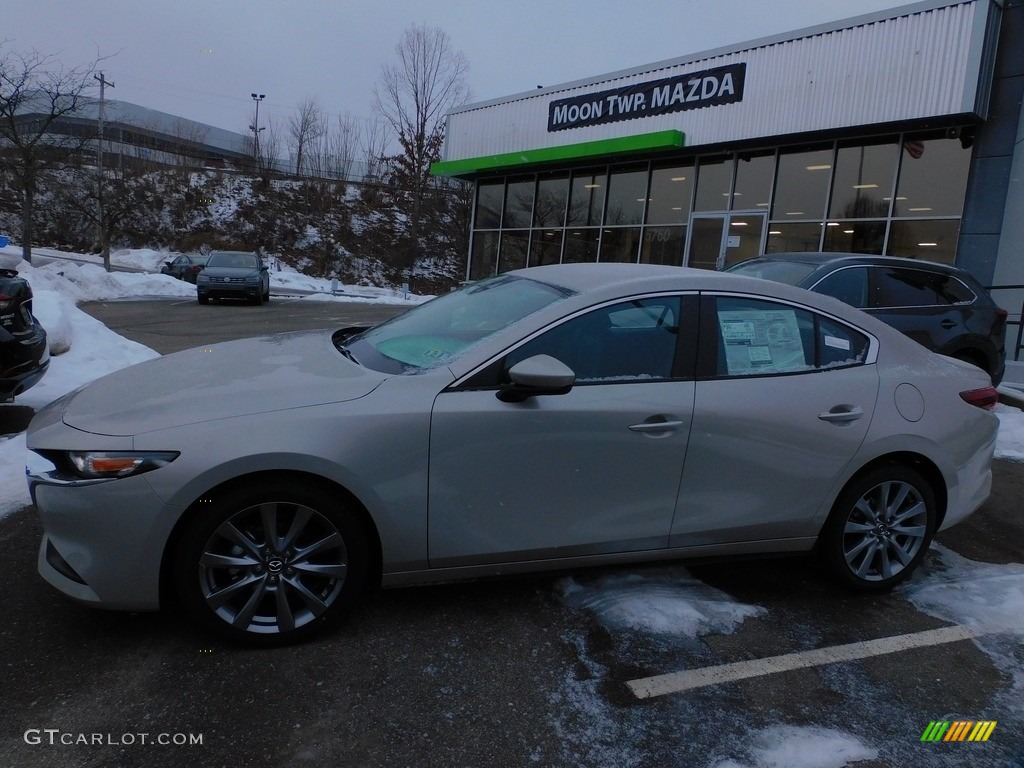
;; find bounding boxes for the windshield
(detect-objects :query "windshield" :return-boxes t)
[342,275,572,373]
[208,252,259,269]
[726,258,818,286]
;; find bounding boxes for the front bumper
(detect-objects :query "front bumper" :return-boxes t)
[197,281,262,300]
[28,455,184,611]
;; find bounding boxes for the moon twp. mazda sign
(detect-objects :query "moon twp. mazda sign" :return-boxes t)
[547,63,746,132]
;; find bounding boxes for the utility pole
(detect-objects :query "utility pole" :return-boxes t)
[250,93,265,171]
[94,71,115,272]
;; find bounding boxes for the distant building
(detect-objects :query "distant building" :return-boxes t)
[8,98,254,171]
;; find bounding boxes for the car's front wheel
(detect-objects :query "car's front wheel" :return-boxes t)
[819,465,936,591]
[197,293,208,305]
[174,481,368,645]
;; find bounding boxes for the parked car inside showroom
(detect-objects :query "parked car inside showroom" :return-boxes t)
[195,251,270,305]
[1,267,49,402]
[160,253,210,284]
[26,264,998,645]
[725,253,1007,384]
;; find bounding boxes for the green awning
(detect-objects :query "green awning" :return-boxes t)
[431,130,686,177]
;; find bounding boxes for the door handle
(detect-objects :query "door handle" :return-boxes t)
[940,319,957,329]
[818,406,864,423]
[628,420,684,433]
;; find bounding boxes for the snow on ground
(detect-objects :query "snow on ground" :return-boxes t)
[711,725,878,768]
[901,544,1024,714]
[0,244,433,304]
[559,570,766,637]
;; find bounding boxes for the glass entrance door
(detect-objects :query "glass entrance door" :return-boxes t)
[686,212,767,270]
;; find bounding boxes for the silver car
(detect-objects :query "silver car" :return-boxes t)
[26,264,998,645]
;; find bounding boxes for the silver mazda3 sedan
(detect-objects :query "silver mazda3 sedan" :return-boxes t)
[26,264,999,645]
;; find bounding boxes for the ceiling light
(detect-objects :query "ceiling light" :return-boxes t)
[909,207,933,212]
[806,164,832,171]
[671,206,683,210]
[731,222,748,226]
[843,229,854,234]
[756,203,770,207]
[769,230,782,235]
[584,184,600,189]
[670,176,687,182]
[852,184,878,189]
[918,242,938,247]
[786,212,805,216]
[826,222,840,226]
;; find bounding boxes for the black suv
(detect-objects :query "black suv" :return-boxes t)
[0,268,49,401]
[726,253,1007,384]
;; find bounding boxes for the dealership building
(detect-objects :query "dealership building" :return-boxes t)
[433,0,1023,352]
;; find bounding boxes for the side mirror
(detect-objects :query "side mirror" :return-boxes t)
[497,354,575,403]
[260,265,269,272]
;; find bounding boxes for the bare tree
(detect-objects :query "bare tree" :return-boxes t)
[372,24,469,269]
[329,113,360,180]
[287,96,326,176]
[0,46,98,263]
[168,117,210,167]
[360,117,389,182]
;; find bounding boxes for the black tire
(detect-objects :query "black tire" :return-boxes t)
[819,465,936,591]
[174,480,368,645]
[252,290,263,306]
[263,289,270,303]
[197,294,208,305]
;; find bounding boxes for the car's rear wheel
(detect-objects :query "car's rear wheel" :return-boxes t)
[174,481,367,645]
[819,465,935,591]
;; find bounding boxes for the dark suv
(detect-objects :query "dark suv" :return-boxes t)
[726,253,1007,384]
[0,268,49,401]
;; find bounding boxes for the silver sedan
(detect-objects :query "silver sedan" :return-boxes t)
[26,264,999,644]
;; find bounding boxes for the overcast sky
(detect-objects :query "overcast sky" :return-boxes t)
[6,0,912,136]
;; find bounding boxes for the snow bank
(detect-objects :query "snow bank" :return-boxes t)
[994,403,1024,461]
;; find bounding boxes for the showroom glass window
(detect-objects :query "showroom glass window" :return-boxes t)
[886,131,971,265]
[503,178,535,229]
[694,155,732,211]
[732,150,775,211]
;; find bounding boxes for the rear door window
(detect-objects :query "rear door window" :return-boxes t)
[871,267,975,308]
[709,296,869,377]
[812,267,869,308]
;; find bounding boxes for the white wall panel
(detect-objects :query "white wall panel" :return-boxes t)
[442,1,988,163]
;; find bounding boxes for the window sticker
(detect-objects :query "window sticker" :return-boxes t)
[719,308,808,374]
[823,334,851,351]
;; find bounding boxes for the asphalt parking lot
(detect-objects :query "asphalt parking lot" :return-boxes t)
[1,296,1022,767]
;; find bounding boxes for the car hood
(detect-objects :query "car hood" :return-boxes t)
[61,331,386,436]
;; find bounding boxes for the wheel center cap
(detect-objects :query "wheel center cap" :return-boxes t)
[267,558,284,574]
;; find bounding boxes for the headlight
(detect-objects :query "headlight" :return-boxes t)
[245,274,260,284]
[67,451,179,479]
[196,274,210,283]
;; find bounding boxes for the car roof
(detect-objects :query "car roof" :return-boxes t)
[501,263,881,319]
[744,252,965,275]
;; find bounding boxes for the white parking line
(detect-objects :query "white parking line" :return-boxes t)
[627,624,979,699]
